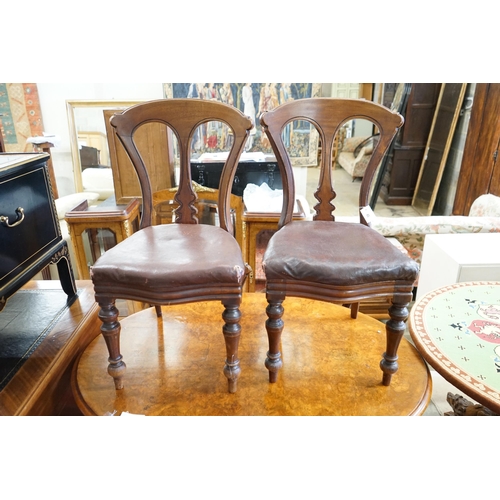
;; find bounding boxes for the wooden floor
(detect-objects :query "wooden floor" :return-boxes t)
[0,280,100,416]
[73,293,432,416]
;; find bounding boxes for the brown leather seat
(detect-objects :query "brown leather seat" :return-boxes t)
[90,99,253,393]
[264,221,418,285]
[259,98,420,386]
[92,224,246,290]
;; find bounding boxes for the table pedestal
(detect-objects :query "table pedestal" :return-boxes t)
[72,294,431,416]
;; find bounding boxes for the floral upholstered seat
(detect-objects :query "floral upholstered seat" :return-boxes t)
[370,194,500,266]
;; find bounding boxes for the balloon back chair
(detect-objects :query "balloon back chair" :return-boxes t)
[259,98,420,386]
[90,99,253,393]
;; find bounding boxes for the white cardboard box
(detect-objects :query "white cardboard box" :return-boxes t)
[416,233,500,301]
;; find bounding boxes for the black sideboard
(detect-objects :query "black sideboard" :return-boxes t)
[0,153,77,310]
[190,159,282,197]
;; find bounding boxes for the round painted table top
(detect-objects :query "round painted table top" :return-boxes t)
[409,281,500,413]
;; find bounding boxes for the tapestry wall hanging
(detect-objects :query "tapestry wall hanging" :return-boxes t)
[163,83,321,166]
[0,83,44,152]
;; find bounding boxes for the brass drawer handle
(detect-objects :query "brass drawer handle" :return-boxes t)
[0,207,25,228]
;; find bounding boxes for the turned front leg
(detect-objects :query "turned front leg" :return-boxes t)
[98,299,126,390]
[380,297,410,386]
[265,298,284,383]
[222,301,242,393]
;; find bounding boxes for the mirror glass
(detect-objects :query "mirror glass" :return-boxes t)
[66,100,143,198]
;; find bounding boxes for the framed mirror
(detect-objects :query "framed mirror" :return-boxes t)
[411,83,467,215]
[66,100,143,197]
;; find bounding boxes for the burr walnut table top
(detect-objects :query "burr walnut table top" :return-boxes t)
[72,294,431,416]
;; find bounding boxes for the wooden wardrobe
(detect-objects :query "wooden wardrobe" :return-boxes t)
[452,83,500,215]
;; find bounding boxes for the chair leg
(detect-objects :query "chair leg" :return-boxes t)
[342,302,359,318]
[350,302,360,319]
[380,296,410,386]
[98,298,126,390]
[265,296,284,383]
[221,300,242,393]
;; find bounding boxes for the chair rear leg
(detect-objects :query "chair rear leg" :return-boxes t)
[98,298,126,390]
[380,294,411,386]
[221,299,242,393]
[265,293,284,383]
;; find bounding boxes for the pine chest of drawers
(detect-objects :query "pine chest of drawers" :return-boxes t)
[0,153,76,310]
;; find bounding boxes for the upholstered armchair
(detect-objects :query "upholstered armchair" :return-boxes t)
[336,135,377,180]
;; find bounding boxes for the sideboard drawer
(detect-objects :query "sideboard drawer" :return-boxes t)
[0,164,60,286]
[0,153,75,308]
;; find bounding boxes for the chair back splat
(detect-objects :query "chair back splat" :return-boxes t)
[91,99,253,394]
[259,98,419,388]
[111,99,251,232]
[261,97,403,227]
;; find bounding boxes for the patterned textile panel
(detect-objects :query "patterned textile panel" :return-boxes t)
[0,83,44,152]
[163,83,322,167]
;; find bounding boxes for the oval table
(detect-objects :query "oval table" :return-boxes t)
[409,281,500,414]
[72,294,431,416]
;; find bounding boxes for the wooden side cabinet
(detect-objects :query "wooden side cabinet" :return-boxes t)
[65,197,141,280]
[0,153,77,310]
[242,201,306,292]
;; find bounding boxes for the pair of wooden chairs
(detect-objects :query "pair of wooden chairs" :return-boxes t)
[90,97,419,394]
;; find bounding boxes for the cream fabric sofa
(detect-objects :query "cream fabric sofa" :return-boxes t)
[81,167,115,200]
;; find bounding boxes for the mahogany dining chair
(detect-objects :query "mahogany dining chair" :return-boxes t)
[259,98,420,386]
[90,99,253,393]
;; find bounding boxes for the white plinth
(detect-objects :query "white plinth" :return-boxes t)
[416,233,500,301]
